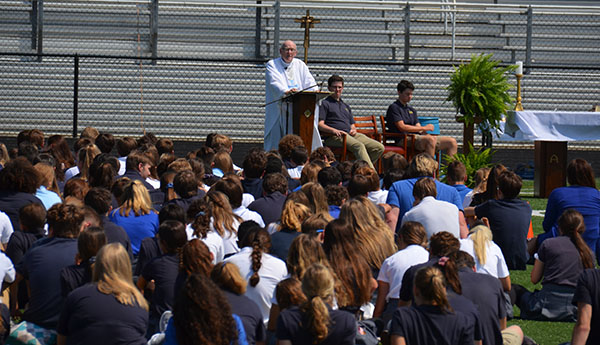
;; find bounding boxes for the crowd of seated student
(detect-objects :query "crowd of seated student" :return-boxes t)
[1,128,600,345]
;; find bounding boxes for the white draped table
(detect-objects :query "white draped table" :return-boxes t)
[500,111,600,197]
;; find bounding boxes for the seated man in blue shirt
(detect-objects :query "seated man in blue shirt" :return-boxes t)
[318,75,384,170]
[386,80,457,158]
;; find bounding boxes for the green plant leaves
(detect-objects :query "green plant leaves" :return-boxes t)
[446,54,516,130]
[440,143,494,188]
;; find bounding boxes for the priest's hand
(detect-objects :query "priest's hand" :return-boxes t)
[285,88,298,96]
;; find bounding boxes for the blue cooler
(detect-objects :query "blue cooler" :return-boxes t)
[418,117,440,135]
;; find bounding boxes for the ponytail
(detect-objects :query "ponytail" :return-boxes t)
[414,266,453,313]
[469,225,492,266]
[247,228,271,287]
[300,264,334,344]
[558,209,595,269]
[435,253,462,295]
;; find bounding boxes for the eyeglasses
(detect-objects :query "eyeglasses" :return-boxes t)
[282,48,297,52]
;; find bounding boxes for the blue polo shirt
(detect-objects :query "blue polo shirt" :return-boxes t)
[386,100,418,133]
[319,96,354,134]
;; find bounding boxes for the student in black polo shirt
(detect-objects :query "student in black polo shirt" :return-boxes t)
[390,266,474,345]
[385,80,457,158]
[318,75,384,170]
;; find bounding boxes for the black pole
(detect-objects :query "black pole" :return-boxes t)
[73,54,79,138]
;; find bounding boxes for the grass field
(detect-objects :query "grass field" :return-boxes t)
[508,179,574,345]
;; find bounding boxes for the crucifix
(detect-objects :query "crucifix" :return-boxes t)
[295,10,320,63]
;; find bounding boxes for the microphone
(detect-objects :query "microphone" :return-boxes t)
[319,78,327,92]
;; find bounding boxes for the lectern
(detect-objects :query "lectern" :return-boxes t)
[290,91,330,152]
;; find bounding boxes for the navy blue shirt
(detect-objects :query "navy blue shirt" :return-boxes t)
[248,191,287,226]
[458,268,505,345]
[385,100,418,134]
[270,228,301,262]
[60,261,92,298]
[0,191,43,231]
[57,284,148,345]
[572,269,600,345]
[475,198,532,270]
[242,178,263,200]
[319,96,354,134]
[390,304,474,345]
[142,253,179,320]
[223,290,266,345]
[17,237,78,330]
[134,236,162,276]
[101,215,133,261]
[277,306,356,345]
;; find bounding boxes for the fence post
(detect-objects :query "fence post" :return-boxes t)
[73,54,79,138]
[37,0,44,61]
[30,0,37,50]
[150,0,158,64]
[404,4,410,70]
[255,1,262,59]
[273,1,280,58]
[525,6,533,74]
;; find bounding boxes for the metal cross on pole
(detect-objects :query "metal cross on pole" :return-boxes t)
[294,10,320,63]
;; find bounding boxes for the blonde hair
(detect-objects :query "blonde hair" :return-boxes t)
[34,162,61,196]
[473,167,491,194]
[468,225,493,266]
[118,180,155,217]
[211,262,247,295]
[339,196,396,269]
[301,264,335,344]
[93,243,148,310]
[279,200,312,232]
[77,144,101,181]
[206,191,241,237]
[407,153,438,178]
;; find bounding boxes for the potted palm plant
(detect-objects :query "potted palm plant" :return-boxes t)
[446,54,516,153]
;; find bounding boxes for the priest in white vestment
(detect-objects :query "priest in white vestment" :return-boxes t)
[264,40,322,151]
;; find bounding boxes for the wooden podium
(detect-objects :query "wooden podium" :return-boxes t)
[290,91,330,152]
[534,141,567,198]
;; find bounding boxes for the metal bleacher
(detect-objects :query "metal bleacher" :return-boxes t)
[0,0,599,146]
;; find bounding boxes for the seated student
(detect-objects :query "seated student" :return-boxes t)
[60,226,107,297]
[265,156,300,193]
[445,160,472,206]
[270,199,312,262]
[386,153,463,232]
[57,243,148,345]
[15,204,84,333]
[317,166,342,190]
[465,170,532,270]
[212,150,234,178]
[248,173,288,226]
[6,203,46,312]
[116,137,138,176]
[300,214,329,243]
[286,146,308,179]
[164,170,205,212]
[212,262,266,345]
[374,221,429,324]
[278,134,305,169]
[389,266,474,345]
[325,184,348,219]
[456,251,523,345]
[174,239,214,295]
[277,264,356,345]
[185,199,224,264]
[206,190,242,256]
[513,209,595,322]
[571,267,600,345]
[242,148,268,200]
[0,157,44,231]
[213,176,265,227]
[463,167,490,208]
[94,132,115,155]
[225,227,287,324]
[108,180,159,257]
[401,177,466,239]
[138,220,188,336]
[164,274,248,345]
[207,133,241,173]
[385,80,457,158]
[310,146,337,168]
[84,187,133,259]
[354,166,388,205]
[318,75,384,170]
[34,162,63,210]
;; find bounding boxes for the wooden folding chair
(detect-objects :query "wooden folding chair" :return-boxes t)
[324,115,380,163]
